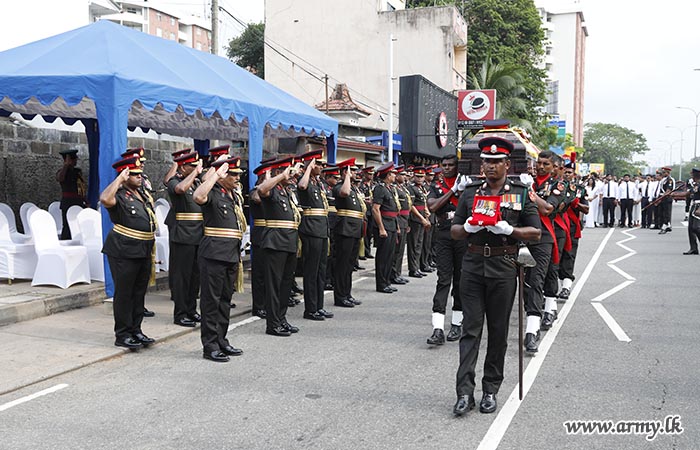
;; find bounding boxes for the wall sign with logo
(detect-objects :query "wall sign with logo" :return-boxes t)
[436,112,448,148]
[457,89,496,129]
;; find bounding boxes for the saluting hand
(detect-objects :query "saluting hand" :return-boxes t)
[216,163,229,179]
[195,160,203,175]
[119,167,130,182]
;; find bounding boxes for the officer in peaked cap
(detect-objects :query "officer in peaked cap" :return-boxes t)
[322,165,341,291]
[391,165,412,285]
[100,155,157,350]
[657,166,675,234]
[372,162,399,294]
[684,167,700,254]
[407,167,431,278]
[359,166,376,260]
[249,158,276,319]
[56,148,87,240]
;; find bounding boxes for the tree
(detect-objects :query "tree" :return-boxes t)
[583,123,650,176]
[469,57,529,129]
[225,22,264,78]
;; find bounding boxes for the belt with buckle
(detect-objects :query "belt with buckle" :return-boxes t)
[467,244,518,257]
[302,208,328,216]
[175,213,203,221]
[204,227,243,239]
[337,209,364,219]
[113,224,155,241]
[253,219,267,227]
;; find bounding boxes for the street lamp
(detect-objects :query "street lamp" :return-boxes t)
[665,125,693,180]
[675,106,699,159]
[658,140,679,166]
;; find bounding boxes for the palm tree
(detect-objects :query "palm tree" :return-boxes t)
[468,57,532,131]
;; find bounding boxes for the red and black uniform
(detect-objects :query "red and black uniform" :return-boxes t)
[373,180,399,291]
[297,178,329,315]
[544,177,571,301]
[249,187,267,315]
[392,182,412,280]
[407,180,428,274]
[332,181,364,304]
[559,180,587,284]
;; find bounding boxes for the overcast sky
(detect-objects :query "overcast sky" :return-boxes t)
[1,0,697,168]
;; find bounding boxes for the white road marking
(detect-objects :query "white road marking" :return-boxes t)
[681,221,688,227]
[477,228,615,450]
[0,384,68,412]
[591,303,631,342]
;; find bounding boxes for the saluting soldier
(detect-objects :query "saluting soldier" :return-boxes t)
[558,161,589,299]
[451,137,541,417]
[406,167,431,278]
[100,155,156,350]
[372,162,400,294]
[359,167,376,260]
[391,165,411,285]
[684,167,700,255]
[425,155,469,345]
[56,148,87,240]
[296,149,334,321]
[323,166,340,291]
[165,150,204,328]
[249,159,275,319]
[252,156,303,337]
[192,155,246,362]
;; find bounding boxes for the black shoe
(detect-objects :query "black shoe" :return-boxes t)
[174,317,196,328]
[203,350,230,362]
[133,333,155,346]
[366,254,374,259]
[524,332,539,354]
[480,392,497,413]
[557,288,570,300]
[453,394,476,416]
[359,256,367,260]
[389,286,398,292]
[292,284,304,295]
[229,302,237,309]
[347,296,362,306]
[426,328,445,345]
[282,321,299,333]
[287,297,297,307]
[541,312,555,330]
[399,276,410,283]
[143,308,155,318]
[408,271,424,278]
[391,277,407,285]
[221,345,243,356]
[303,311,326,321]
[659,229,667,234]
[317,309,334,318]
[334,298,355,307]
[252,309,267,319]
[421,267,434,273]
[324,284,334,291]
[115,337,143,349]
[355,264,366,270]
[377,287,394,294]
[683,250,699,255]
[446,324,461,342]
[188,312,202,323]
[266,326,292,337]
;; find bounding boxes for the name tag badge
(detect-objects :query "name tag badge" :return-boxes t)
[513,203,522,211]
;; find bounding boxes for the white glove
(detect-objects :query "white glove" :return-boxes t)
[447,211,455,220]
[452,175,469,193]
[464,217,484,233]
[486,220,514,235]
[519,173,534,187]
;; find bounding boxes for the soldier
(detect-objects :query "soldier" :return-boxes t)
[451,137,541,417]
[558,161,589,300]
[296,149,334,321]
[657,167,675,234]
[391,165,411,285]
[407,167,431,278]
[249,159,276,319]
[165,150,204,327]
[639,174,654,228]
[372,162,400,294]
[100,155,156,350]
[685,171,697,221]
[192,155,245,362]
[252,156,303,337]
[421,167,437,273]
[683,167,700,254]
[332,159,364,307]
[323,166,340,291]
[359,167,376,260]
[56,148,87,239]
[425,155,469,345]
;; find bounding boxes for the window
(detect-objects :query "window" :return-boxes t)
[171,18,175,26]
[170,32,176,40]
[196,42,202,51]
[156,13,162,22]
[196,28,201,36]
[156,27,162,37]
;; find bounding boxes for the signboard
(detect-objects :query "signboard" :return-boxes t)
[457,89,496,129]
[548,119,566,139]
[367,132,402,151]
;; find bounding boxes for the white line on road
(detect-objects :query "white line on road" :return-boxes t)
[0,384,68,412]
[477,227,615,450]
[591,303,631,342]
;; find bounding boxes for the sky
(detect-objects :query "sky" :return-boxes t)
[1,0,698,169]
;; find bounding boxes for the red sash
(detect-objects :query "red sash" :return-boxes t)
[554,213,573,252]
[438,177,459,207]
[540,214,560,264]
[566,207,582,239]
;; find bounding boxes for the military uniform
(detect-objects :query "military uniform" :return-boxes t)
[558,178,588,298]
[372,169,400,292]
[421,174,437,272]
[249,186,267,317]
[391,172,412,283]
[658,171,675,233]
[407,174,428,276]
[359,175,376,258]
[57,149,87,240]
[685,169,700,254]
[323,173,338,289]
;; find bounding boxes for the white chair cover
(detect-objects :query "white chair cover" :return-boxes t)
[19,202,38,237]
[48,201,63,235]
[76,208,105,282]
[155,197,170,209]
[28,209,91,288]
[0,213,37,281]
[154,203,170,271]
[0,202,31,244]
[66,205,84,242]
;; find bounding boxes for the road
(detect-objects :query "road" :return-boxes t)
[0,203,696,449]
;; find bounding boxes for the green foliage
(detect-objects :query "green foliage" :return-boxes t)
[469,57,529,128]
[225,22,265,78]
[583,123,650,176]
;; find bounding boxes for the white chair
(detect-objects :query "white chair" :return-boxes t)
[28,209,91,289]
[19,202,38,236]
[48,201,63,236]
[154,203,169,272]
[0,203,31,244]
[0,213,37,282]
[66,205,84,242]
[76,208,104,282]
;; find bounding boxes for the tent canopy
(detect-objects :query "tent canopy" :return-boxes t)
[0,20,338,295]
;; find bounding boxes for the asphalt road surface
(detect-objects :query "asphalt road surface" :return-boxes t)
[1,204,696,449]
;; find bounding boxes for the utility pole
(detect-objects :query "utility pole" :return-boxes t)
[211,0,218,55]
[324,75,329,114]
[388,34,395,163]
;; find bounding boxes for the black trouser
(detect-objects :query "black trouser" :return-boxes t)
[660,200,673,227]
[251,244,266,312]
[653,203,661,228]
[301,233,328,314]
[391,220,408,279]
[524,242,553,317]
[326,230,335,287]
[431,229,466,314]
[364,218,374,257]
[263,248,296,330]
[689,214,700,252]
[641,197,652,227]
[59,198,83,240]
[602,198,616,227]
[559,229,579,281]
[407,220,424,273]
[544,231,567,298]
[421,223,434,270]
[169,242,199,321]
[375,229,397,290]
[108,255,151,341]
[333,233,359,301]
[456,271,517,396]
[198,256,236,353]
[619,199,633,226]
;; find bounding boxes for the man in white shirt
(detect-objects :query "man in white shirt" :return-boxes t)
[601,175,618,227]
[617,174,634,227]
[639,174,654,228]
